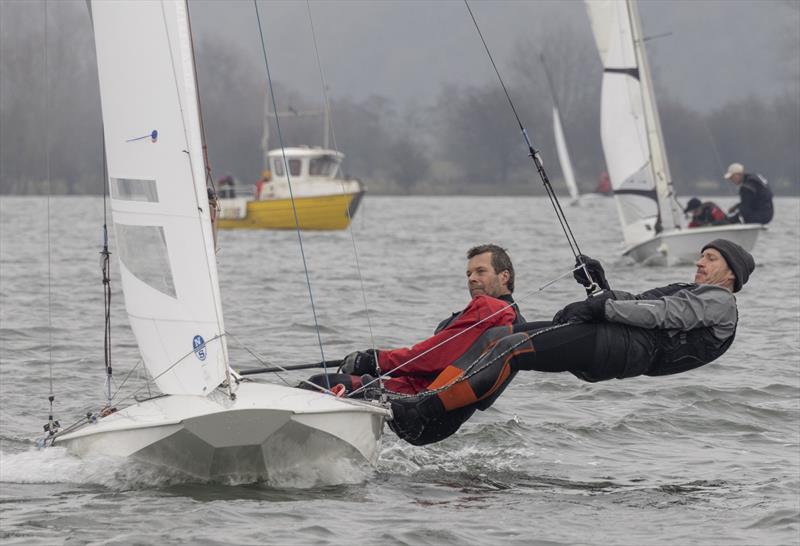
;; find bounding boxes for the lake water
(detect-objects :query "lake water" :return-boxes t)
[1,195,798,545]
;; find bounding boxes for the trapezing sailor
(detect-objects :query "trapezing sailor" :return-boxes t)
[383,239,755,445]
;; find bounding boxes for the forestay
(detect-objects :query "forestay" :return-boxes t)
[89,0,228,395]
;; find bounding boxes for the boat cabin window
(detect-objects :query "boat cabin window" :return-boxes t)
[271,158,305,177]
[309,156,339,177]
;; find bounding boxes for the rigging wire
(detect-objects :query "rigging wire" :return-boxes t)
[253,0,332,387]
[100,128,113,408]
[43,0,57,436]
[463,1,597,285]
[304,0,382,390]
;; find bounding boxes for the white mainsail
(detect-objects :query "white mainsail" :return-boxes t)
[90,0,228,395]
[585,0,682,247]
[553,106,579,201]
[541,55,579,201]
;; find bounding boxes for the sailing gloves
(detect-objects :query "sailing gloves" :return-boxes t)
[553,291,616,324]
[339,349,379,376]
[573,254,611,294]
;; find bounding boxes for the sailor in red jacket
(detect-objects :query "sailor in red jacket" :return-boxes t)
[301,244,525,399]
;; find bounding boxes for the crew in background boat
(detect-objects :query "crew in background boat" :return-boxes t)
[255,169,271,200]
[301,244,525,443]
[388,240,755,445]
[217,174,236,199]
[724,162,774,224]
[684,197,727,228]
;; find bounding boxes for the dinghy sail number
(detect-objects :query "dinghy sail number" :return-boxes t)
[193,335,207,361]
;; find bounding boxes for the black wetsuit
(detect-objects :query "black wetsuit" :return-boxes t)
[736,173,773,224]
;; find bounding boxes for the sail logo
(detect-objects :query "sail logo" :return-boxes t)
[126,130,158,143]
[193,335,207,361]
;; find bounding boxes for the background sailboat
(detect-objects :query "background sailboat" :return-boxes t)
[585,0,765,263]
[540,55,580,204]
[53,0,387,482]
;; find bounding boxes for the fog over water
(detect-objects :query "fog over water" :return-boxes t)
[1,0,798,195]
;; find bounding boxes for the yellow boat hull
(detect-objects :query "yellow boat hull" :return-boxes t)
[217,192,364,230]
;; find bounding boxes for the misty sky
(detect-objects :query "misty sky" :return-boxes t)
[188,0,799,112]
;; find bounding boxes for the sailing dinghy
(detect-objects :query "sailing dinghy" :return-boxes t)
[585,0,764,263]
[541,56,581,205]
[52,0,388,481]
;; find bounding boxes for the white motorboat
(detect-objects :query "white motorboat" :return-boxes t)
[585,0,765,263]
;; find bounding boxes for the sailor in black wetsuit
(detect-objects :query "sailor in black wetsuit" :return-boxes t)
[389,239,755,446]
[724,162,773,224]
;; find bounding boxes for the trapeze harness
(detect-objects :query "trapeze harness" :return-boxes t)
[388,283,738,445]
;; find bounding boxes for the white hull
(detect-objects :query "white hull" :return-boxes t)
[55,381,389,482]
[623,223,766,264]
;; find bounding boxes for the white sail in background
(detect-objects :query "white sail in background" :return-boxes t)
[586,0,659,247]
[540,55,579,201]
[586,0,683,246]
[627,0,683,232]
[553,105,579,201]
[90,0,228,395]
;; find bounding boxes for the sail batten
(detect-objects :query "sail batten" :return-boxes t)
[90,0,227,395]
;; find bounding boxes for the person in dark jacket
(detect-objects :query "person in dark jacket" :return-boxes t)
[724,163,773,224]
[685,197,727,228]
[389,239,755,446]
[301,244,525,401]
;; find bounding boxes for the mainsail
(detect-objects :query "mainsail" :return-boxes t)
[541,54,579,201]
[553,106,579,201]
[90,0,228,395]
[585,0,682,247]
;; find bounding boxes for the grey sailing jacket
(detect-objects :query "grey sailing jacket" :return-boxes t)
[592,283,738,379]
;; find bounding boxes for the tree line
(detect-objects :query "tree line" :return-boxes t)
[1,3,797,197]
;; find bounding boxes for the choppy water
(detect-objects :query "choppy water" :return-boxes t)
[1,195,798,545]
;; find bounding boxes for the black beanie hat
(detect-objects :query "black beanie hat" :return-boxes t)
[684,197,702,213]
[701,239,755,292]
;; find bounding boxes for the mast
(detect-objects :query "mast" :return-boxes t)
[260,97,329,170]
[627,0,683,231]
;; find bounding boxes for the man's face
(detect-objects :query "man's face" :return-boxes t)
[466,252,510,298]
[694,248,735,288]
[728,172,743,185]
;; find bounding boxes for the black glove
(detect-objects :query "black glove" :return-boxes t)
[553,291,615,324]
[573,254,610,293]
[339,349,378,375]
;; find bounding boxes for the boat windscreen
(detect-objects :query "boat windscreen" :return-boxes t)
[309,156,339,177]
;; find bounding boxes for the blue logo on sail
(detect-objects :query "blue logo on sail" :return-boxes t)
[193,335,207,361]
[126,129,158,143]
